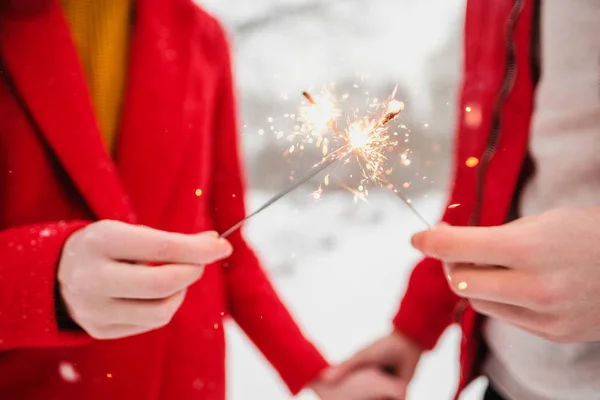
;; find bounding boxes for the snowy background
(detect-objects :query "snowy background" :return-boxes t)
[196,0,487,398]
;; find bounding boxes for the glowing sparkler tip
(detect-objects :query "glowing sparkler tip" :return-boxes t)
[299,90,339,135]
[387,100,405,114]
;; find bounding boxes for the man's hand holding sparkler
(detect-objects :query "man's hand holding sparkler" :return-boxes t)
[324,207,600,397]
[412,207,600,343]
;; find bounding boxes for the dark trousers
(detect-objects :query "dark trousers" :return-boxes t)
[484,385,507,400]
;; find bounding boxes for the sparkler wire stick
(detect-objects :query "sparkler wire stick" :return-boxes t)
[220,156,339,238]
[390,187,431,228]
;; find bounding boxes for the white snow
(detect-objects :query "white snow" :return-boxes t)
[226,190,487,399]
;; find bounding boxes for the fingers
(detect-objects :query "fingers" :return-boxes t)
[445,263,534,307]
[324,349,377,383]
[316,368,407,400]
[351,369,406,400]
[83,324,156,340]
[85,262,205,299]
[471,298,579,343]
[325,333,419,384]
[469,299,550,335]
[72,290,187,328]
[369,373,405,400]
[411,224,521,266]
[87,221,232,264]
[58,222,228,340]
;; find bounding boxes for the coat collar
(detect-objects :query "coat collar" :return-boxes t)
[0,0,194,226]
[115,0,194,227]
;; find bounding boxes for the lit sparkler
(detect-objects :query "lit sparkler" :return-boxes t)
[220,89,428,238]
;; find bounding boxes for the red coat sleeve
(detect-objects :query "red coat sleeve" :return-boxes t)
[392,195,465,350]
[208,24,329,395]
[392,256,460,351]
[0,221,92,351]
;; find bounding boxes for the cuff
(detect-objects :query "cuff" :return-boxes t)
[280,345,330,395]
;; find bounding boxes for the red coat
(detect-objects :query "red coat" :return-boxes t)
[0,0,328,398]
[392,0,538,398]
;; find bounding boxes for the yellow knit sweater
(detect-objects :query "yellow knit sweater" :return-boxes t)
[60,0,132,153]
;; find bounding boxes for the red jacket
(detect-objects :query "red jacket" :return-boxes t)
[0,0,328,398]
[392,0,538,398]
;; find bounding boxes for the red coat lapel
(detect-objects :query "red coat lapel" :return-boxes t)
[115,0,194,227]
[0,1,135,222]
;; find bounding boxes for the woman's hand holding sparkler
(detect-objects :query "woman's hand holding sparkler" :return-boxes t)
[57,221,232,339]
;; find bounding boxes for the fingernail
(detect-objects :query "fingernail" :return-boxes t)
[220,239,233,256]
[410,232,425,249]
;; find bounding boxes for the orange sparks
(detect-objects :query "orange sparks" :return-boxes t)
[106,373,113,378]
[448,203,461,209]
[465,157,479,168]
[287,88,405,201]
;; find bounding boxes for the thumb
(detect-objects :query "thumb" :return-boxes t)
[322,351,374,383]
[376,374,408,400]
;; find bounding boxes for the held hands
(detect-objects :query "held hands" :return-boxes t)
[311,366,406,400]
[58,220,232,339]
[316,331,423,400]
[412,207,600,343]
